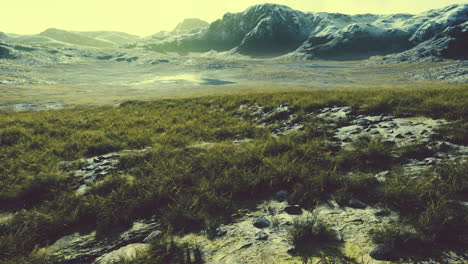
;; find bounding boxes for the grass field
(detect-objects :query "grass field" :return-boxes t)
[0,85,467,263]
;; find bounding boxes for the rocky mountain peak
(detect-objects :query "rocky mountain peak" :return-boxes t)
[174,18,209,32]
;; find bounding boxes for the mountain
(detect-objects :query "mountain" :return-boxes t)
[174,18,209,32]
[0,29,140,48]
[135,3,468,60]
[373,21,468,63]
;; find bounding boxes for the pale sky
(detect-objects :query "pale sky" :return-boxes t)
[1,0,467,37]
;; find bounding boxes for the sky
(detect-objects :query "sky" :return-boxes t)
[1,0,467,37]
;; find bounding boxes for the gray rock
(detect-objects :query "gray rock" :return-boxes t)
[369,244,399,261]
[143,230,162,243]
[284,205,302,215]
[374,207,391,217]
[46,220,159,263]
[239,242,253,249]
[355,118,372,126]
[215,227,228,237]
[287,248,297,255]
[255,231,269,240]
[395,134,405,139]
[252,216,270,228]
[348,199,368,209]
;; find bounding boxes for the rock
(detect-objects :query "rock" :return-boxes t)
[284,205,302,215]
[239,242,253,249]
[255,231,269,240]
[383,140,396,147]
[143,230,162,243]
[369,244,399,261]
[371,130,380,135]
[348,199,368,209]
[428,133,443,140]
[252,216,270,228]
[355,118,372,126]
[395,134,405,139]
[94,243,149,264]
[46,220,159,263]
[274,190,288,201]
[287,248,297,255]
[374,207,391,217]
[215,227,228,237]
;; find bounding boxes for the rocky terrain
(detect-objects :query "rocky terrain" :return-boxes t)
[15,103,462,264]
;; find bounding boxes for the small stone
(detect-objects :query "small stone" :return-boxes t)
[404,131,413,136]
[369,244,399,261]
[287,248,297,255]
[143,230,162,243]
[395,134,405,139]
[348,199,367,209]
[239,243,253,249]
[371,130,380,135]
[215,227,227,237]
[356,118,371,126]
[253,216,271,228]
[255,231,268,240]
[284,205,302,215]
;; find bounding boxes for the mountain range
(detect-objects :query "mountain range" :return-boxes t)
[135,3,468,61]
[1,4,467,62]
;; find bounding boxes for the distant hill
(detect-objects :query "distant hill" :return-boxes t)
[0,29,140,48]
[135,3,468,60]
[39,28,117,48]
[76,31,140,45]
[174,18,209,32]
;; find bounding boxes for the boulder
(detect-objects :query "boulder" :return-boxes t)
[252,216,271,228]
[284,205,302,215]
[348,199,368,209]
[255,231,269,240]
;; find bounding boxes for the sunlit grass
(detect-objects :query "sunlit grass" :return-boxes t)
[0,85,467,263]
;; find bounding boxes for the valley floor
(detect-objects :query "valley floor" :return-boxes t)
[0,55,465,109]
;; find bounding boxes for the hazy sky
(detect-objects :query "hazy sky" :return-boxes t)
[1,0,467,36]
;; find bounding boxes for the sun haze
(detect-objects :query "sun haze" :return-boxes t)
[1,0,467,36]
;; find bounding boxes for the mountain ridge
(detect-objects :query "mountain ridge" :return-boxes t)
[133,3,468,60]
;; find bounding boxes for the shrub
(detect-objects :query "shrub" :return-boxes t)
[288,213,338,263]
